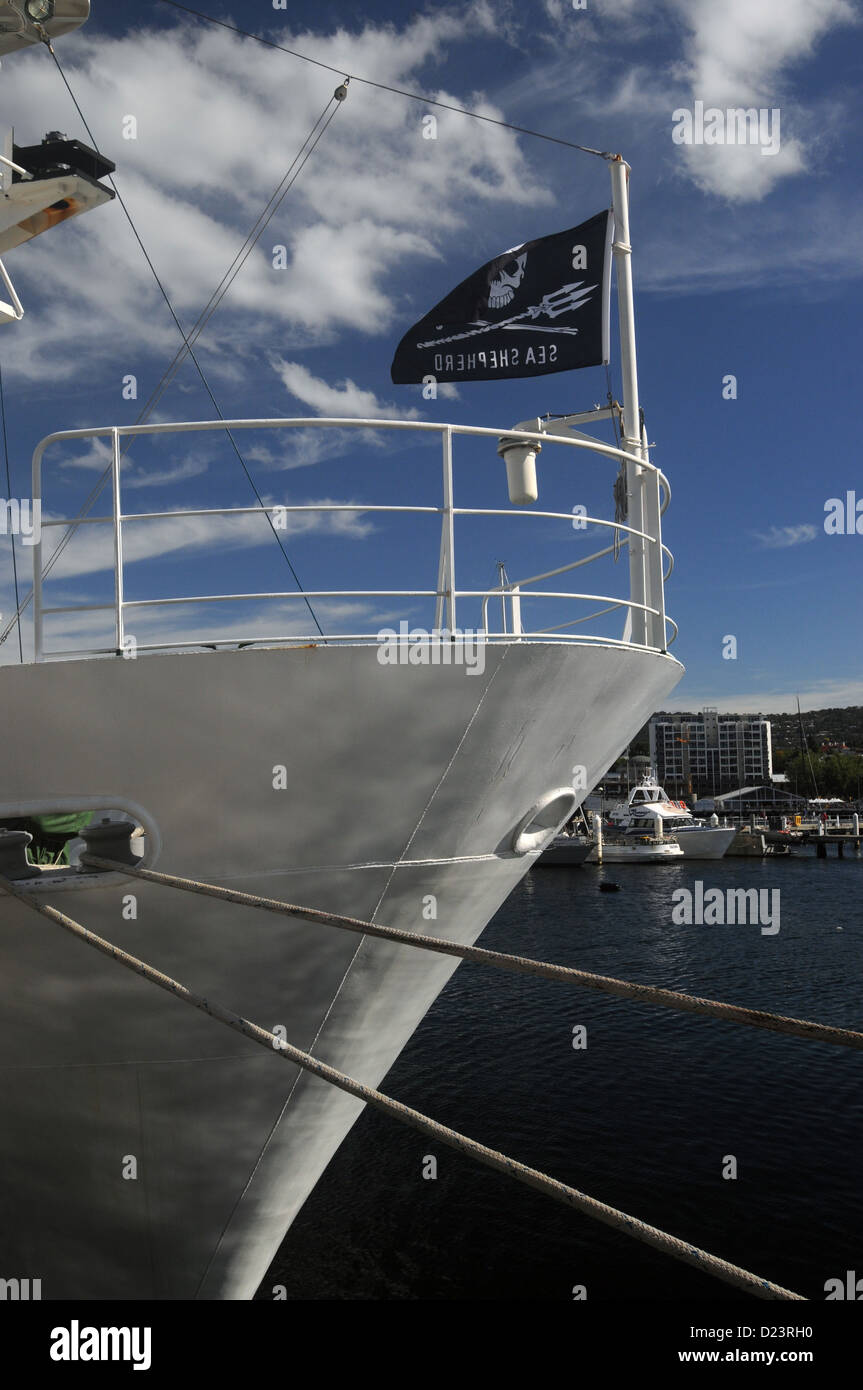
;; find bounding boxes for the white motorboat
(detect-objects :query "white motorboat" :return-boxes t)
[587,805,684,863]
[607,775,735,859]
[0,5,683,1299]
[590,829,684,864]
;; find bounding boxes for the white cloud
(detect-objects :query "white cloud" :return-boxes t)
[669,0,857,200]
[1,12,552,384]
[40,502,375,581]
[635,184,863,294]
[273,220,437,336]
[754,524,818,549]
[0,594,405,664]
[57,429,385,483]
[275,360,419,420]
[122,455,210,489]
[59,439,113,472]
[663,679,863,716]
[527,0,857,204]
[673,0,855,106]
[241,429,387,470]
[60,439,210,489]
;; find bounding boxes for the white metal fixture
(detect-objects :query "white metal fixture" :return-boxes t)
[0,0,88,55]
[0,151,32,180]
[0,254,24,323]
[497,434,541,505]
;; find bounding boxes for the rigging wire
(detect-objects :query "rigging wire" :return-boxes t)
[46,40,329,640]
[0,360,23,661]
[797,696,820,800]
[155,0,616,161]
[1,45,345,647]
[0,460,116,649]
[135,91,342,426]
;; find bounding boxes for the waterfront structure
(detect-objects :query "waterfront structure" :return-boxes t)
[695,785,806,817]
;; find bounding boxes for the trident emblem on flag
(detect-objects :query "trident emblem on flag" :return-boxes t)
[416,281,597,349]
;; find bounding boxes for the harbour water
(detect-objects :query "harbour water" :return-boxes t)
[260,851,863,1301]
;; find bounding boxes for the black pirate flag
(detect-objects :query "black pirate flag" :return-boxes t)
[390,210,612,385]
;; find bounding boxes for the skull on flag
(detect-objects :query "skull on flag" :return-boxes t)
[486,251,527,310]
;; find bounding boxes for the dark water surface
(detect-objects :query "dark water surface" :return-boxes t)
[259,851,863,1301]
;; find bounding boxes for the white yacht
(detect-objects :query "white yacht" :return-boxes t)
[608,775,735,859]
[0,4,683,1298]
[591,825,684,864]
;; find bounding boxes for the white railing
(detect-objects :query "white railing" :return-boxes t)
[31,417,676,662]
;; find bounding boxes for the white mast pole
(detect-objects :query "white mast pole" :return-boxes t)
[609,156,664,651]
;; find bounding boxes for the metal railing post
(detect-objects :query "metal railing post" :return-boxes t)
[510,585,522,636]
[441,426,456,632]
[111,427,125,654]
[641,426,667,651]
[434,532,446,632]
[497,560,508,635]
[31,441,44,663]
[610,157,649,647]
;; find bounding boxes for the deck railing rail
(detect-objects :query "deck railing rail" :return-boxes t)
[31,417,676,662]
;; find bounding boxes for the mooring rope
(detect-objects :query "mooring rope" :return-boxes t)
[80,856,863,1052]
[0,870,804,1299]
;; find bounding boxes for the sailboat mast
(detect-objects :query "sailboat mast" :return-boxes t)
[797,695,820,799]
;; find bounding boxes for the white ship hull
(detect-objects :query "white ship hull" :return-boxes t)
[673,826,736,859]
[0,639,682,1299]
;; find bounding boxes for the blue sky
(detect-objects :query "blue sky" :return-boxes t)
[0,0,861,712]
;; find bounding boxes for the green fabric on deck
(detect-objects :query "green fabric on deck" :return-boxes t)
[28,811,93,866]
[32,811,92,837]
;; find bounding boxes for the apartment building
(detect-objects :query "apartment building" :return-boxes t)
[649,709,773,795]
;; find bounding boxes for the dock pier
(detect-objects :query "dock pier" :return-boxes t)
[725,813,862,859]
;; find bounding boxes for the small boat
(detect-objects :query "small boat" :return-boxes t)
[539,834,594,865]
[607,775,735,859]
[591,826,684,863]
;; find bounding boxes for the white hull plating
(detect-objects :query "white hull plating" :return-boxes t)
[0,639,681,1299]
[673,826,736,860]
